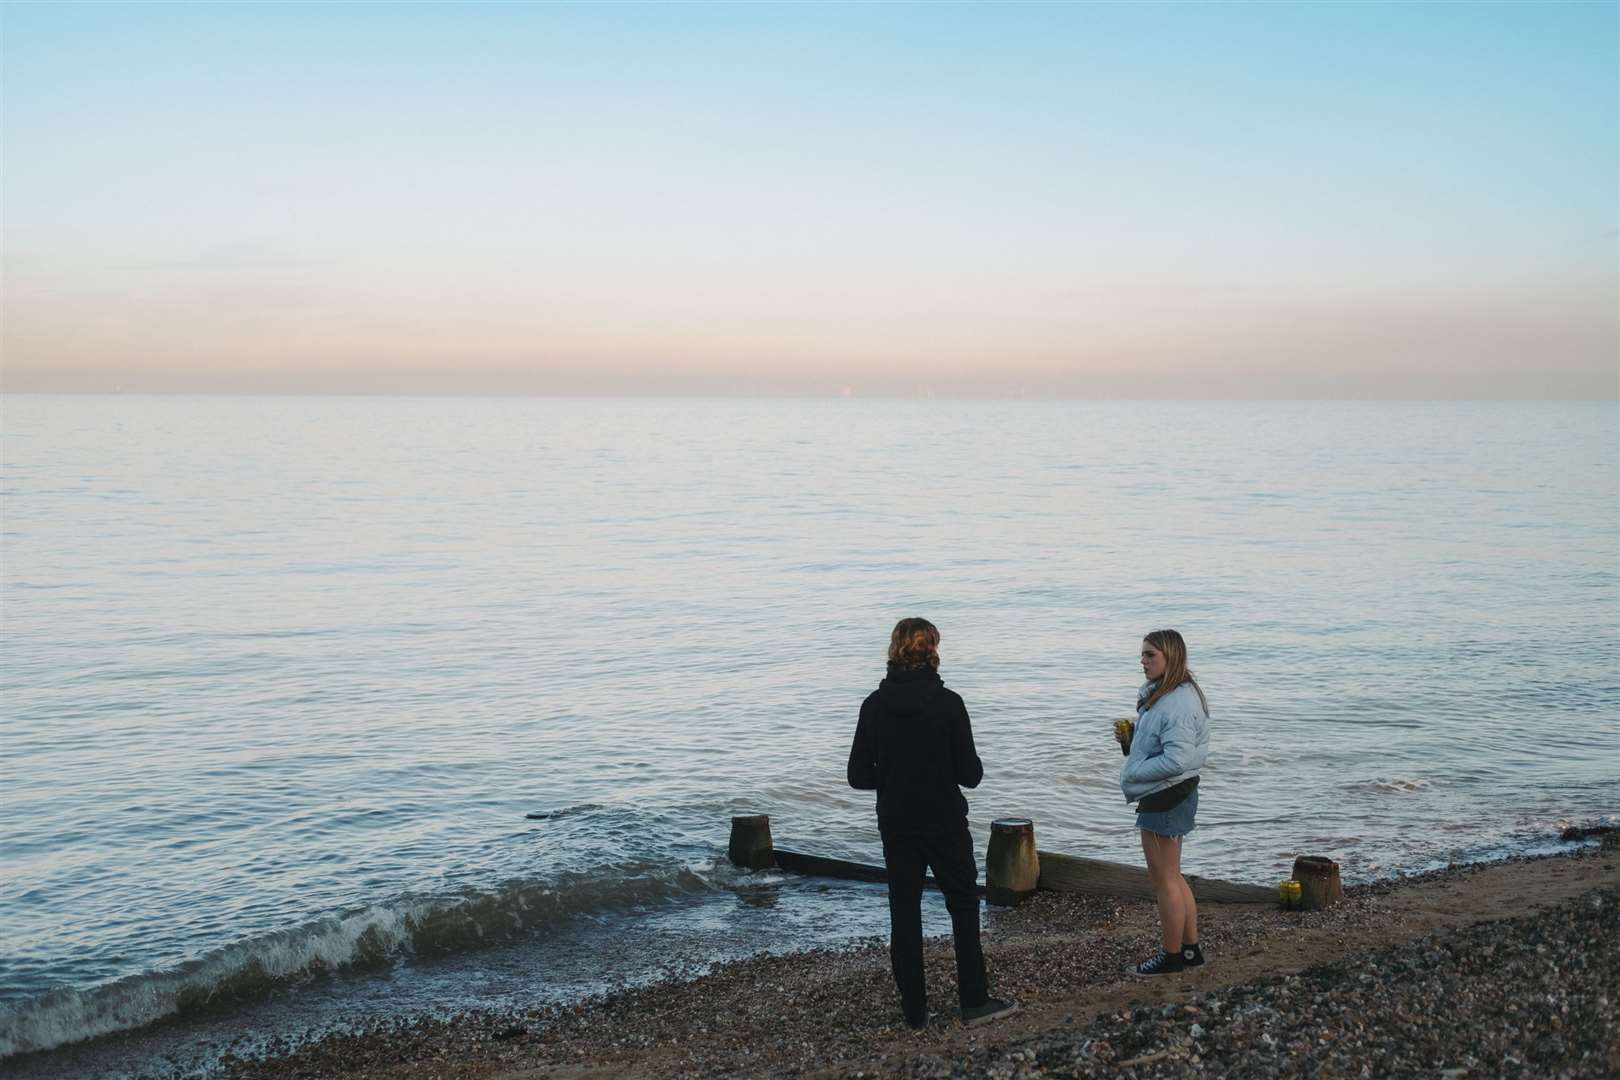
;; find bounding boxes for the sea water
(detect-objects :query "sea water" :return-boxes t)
[2,396,1616,1075]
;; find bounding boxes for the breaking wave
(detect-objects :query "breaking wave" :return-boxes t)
[0,861,722,1059]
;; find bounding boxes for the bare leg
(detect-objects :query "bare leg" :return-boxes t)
[1179,872,1198,945]
[1140,830,1187,954]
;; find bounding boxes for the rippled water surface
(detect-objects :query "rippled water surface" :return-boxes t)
[2,396,1617,1071]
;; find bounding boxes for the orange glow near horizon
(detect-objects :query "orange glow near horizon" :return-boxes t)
[3,3,1615,398]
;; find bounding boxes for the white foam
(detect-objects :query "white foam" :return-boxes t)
[0,901,426,1058]
[0,864,721,1058]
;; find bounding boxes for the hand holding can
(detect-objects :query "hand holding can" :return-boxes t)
[1113,718,1134,755]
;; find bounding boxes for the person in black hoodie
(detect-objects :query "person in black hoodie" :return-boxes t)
[847,617,1017,1030]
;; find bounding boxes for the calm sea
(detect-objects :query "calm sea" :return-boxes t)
[2,396,1617,1075]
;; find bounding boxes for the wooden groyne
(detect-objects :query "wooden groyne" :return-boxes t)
[774,848,895,885]
[728,814,1304,907]
[1035,850,1274,903]
[728,814,962,890]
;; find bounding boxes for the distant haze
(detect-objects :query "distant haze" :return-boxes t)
[3,2,1615,398]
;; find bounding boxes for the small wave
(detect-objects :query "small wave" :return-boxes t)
[524,803,604,821]
[0,862,722,1059]
[1347,778,1431,794]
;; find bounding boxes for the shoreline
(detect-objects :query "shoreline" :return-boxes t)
[204,837,1620,1079]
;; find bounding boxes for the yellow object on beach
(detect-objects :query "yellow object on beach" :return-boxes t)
[1279,879,1303,908]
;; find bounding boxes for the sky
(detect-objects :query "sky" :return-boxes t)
[2,1,1616,398]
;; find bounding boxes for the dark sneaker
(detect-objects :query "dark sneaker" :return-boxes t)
[1132,949,1186,977]
[961,997,1019,1027]
[1180,942,1205,968]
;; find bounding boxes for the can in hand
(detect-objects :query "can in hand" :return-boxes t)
[1113,718,1134,755]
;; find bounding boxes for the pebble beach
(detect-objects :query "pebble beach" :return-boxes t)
[203,836,1620,1080]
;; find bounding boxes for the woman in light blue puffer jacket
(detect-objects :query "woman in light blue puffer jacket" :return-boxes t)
[1117,629,1210,977]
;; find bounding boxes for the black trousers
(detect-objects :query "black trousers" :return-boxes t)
[879,826,988,1023]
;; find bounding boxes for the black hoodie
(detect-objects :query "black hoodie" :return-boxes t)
[847,665,984,832]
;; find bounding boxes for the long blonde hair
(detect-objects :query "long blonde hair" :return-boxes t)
[1140,629,1208,714]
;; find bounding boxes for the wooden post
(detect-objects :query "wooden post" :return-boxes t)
[985,818,1039,906]
[1292,855,1342,910]
[728,814,774,871]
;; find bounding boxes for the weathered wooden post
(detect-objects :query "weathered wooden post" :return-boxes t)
[728,814,775,871]
[985,818,1040,906]
[1292,855,1342,910]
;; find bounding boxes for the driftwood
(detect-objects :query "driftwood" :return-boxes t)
[1036,850,1276,903]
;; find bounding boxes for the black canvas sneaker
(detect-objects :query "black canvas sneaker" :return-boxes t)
[1131,949,1187,977]
[1180,942,1205,967]
[961,997,1019,1027]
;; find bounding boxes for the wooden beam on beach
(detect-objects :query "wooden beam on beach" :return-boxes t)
[1036,850,1275,904]
[772,847,968,893]
[729,816,955,890]
[726,814,1273,903]
[773,846,1270,903]
[772,847,887,884]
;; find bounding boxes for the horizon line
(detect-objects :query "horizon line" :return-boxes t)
[4,389,1616,404]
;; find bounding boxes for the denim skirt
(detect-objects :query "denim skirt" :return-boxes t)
[1135,788,1198,838]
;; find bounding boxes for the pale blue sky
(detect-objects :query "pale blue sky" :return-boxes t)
[3,1,1616,396]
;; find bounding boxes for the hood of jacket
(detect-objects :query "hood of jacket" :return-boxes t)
[877,665,943,714]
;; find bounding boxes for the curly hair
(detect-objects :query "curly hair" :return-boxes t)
[887,617,941,671]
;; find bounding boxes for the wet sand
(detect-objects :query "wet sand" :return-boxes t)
[221,839,1620,1079]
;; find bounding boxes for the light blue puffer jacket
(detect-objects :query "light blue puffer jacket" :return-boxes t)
[1121,681,1209,804]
